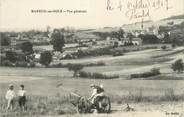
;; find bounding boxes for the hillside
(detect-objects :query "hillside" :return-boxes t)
[84,15,184,33]
[162,14,184,20]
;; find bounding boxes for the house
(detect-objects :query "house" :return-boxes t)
[122,38,142,46]
[106,37,120,45]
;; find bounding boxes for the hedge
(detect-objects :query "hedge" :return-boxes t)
[79,71,119,79]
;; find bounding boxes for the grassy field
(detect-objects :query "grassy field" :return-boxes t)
[1,75,184,116]
[59,46,184,78]
[0,46,184,116]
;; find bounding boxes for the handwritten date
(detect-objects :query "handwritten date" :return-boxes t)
[106,0,172,20]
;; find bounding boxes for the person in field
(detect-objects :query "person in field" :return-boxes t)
[5,84,16,110]
[88,84,105,108]
[18,84,26,111]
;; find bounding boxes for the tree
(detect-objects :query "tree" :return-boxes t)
[117,28,124,41]
[110,29,125,41]
[113,41,119,48]
[111,31,119,39]
[163,32,170,43]
[51,29,65,52]
[139,34,159,44]
[5,51,17,63]
[20,41,33,54]
[171,43,176,48]
[127,33,134,43]
[171,59,184,73]
[161,45,167,50]
[0,33,11,46]
[67,64,84,77]
[39,51,52,67]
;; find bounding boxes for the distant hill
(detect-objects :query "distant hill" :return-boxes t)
[80,15,184,34]
[162,14,184,20]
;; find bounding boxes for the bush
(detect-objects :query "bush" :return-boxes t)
[139,34,159,44]
[74,46,113,58]
[1,60,14,66]
[79,71,119,79]
[92,41,97,45]
[112,51,124,56]
[77,49,88,58]
[85,62,105,66]
[171,59,184,73]
[113,41,119,48]
[92,72,105,79]
[150,68,160,75]
[5,51,17,63]
[51,29,65,52]
[0,33,11,46]
[51,63,65,68]
[15,61,28,67]
[28,62,36,67]
[0,55,6,65]
[39,51,52,67]
[130,68,161,79]
[20,41,33,54]
[16,53,27,62]
[161,45,167,50]
[67,64,84,77]
[63,54,74,59]
[50,62,105,68]
[171,43,176,48]
[61,46,115,59]
[78,71,91,77]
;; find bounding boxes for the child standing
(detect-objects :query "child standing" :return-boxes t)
[5,84,16,110]
[18,84,26,111]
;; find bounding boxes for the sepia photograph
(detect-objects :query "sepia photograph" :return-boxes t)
[0,0,184,116]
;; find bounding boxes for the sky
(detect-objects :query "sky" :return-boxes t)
[0,0,184,31]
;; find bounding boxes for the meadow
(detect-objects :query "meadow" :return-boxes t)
[1,74,184,117]
[0,46,184,117]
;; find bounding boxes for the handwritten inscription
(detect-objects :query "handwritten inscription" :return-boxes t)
[126,0,150,20]
[106,0,172,20]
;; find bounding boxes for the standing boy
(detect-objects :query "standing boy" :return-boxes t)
[5,84,16,110]
[18,84,26,111]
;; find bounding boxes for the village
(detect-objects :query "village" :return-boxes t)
[0,15,184,117]
[1,17,184,67]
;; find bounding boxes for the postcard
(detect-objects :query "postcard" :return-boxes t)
[0,0,184,117]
